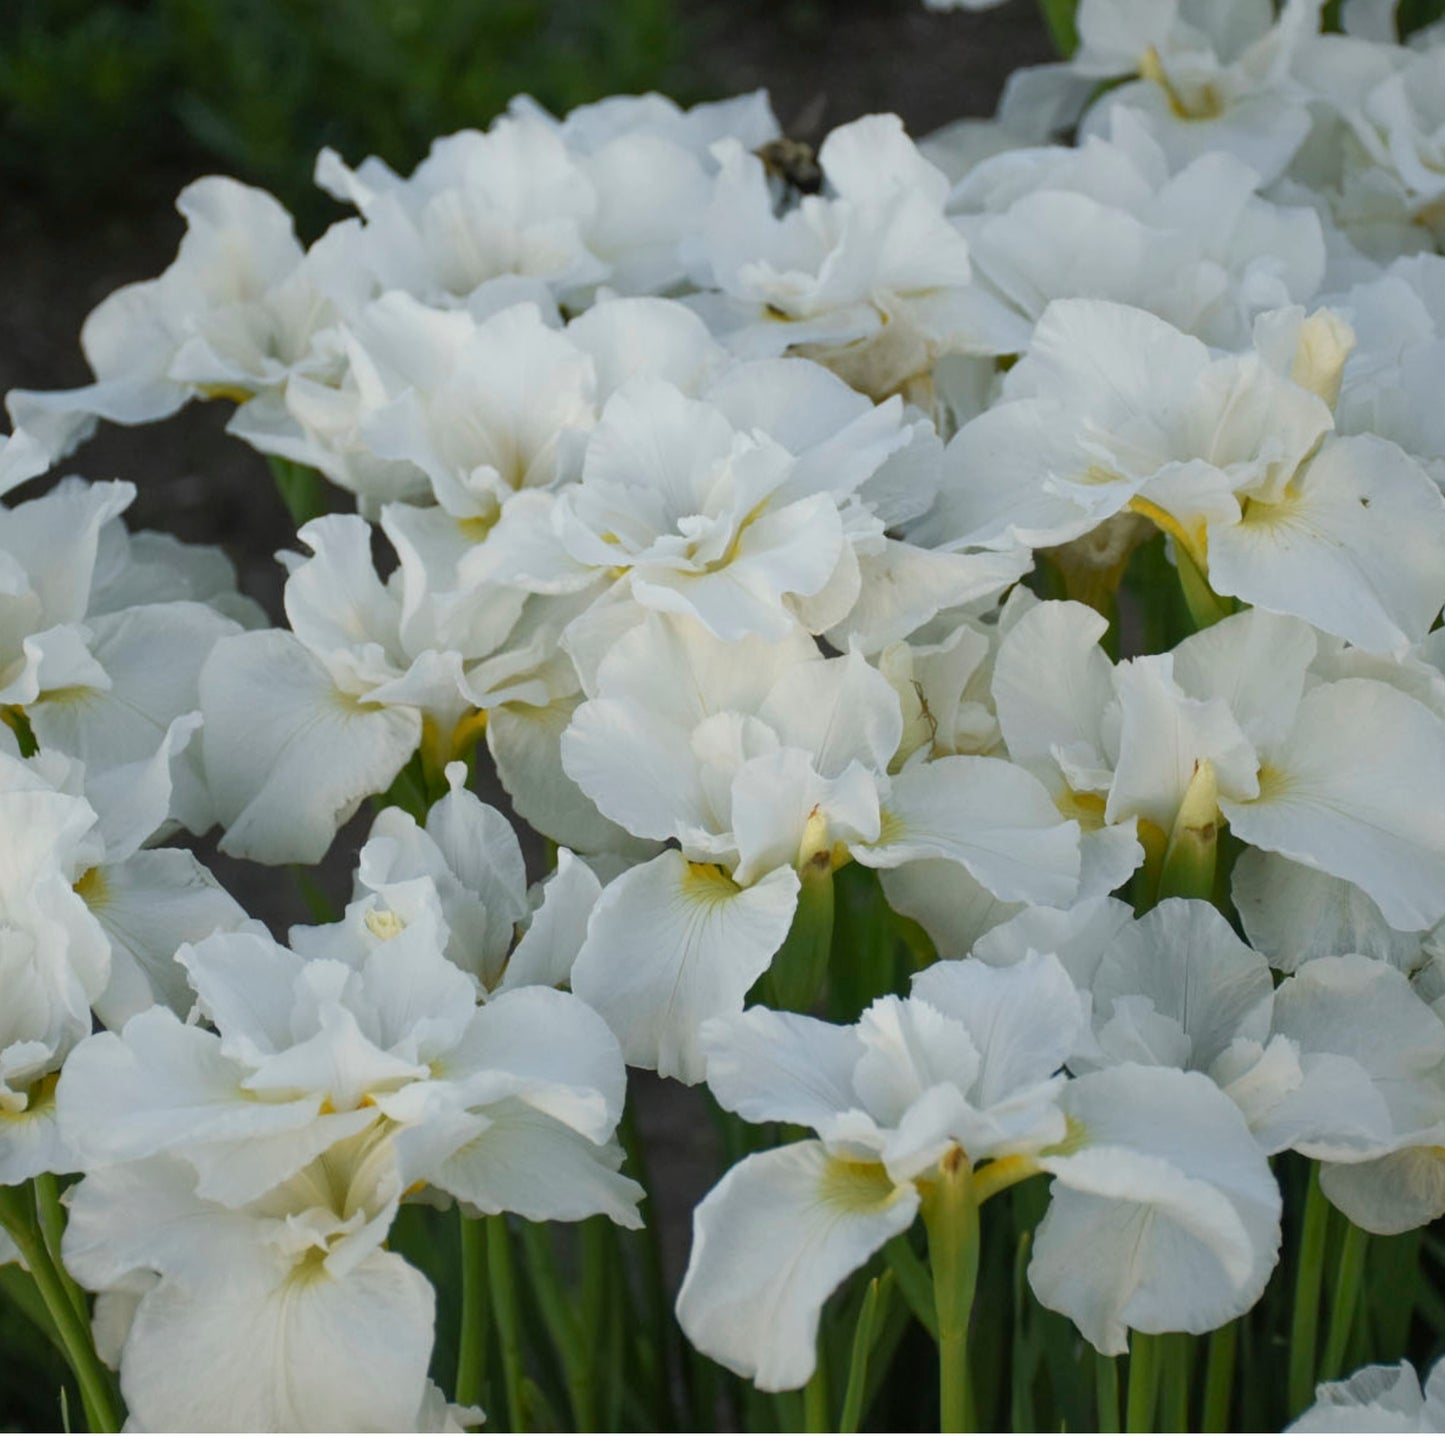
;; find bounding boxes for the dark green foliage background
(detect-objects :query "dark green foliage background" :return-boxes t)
[0,0,684,224]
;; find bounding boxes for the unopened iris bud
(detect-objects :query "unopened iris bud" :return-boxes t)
[1288,309,1355,411]
[1157,758,1219,902]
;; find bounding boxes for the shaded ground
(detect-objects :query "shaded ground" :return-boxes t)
[0,0,1050,1346]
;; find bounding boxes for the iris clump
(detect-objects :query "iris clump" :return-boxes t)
[4,0,1445,1432]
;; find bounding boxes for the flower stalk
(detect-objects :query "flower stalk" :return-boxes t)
[1126,1331,1160,1433]
[803,1357,829,1432]
[1288,1162,1330,1416]
[486,1214,527,1431]
[455,1212,489,1412]
[0,1181,122,1433]
[1201,1321,1237,1432]
[1095,1351,1121,1433]
[923,1146,980,1433]
[765,844,836,1013]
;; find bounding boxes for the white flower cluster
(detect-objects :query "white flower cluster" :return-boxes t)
[3,0,1445,1429]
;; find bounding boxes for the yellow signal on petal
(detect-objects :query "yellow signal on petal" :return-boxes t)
[74,866,109,908]
[198,383,256,404]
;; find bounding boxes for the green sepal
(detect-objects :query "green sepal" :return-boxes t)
[765,858,835,1013]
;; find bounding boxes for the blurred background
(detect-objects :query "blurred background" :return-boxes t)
[0,4,1049,1427]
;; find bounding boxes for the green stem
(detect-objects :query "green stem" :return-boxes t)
[1126,1332,1159,1433]
[1160,1334,1191,1432]
[455,1213,489,1412]
[599,1231,627,1431]
[42,1174,127,1433]
[578,1219,608,1426]
[803,1357,829,1432]
[617,1101,679,1429]
[486,1215,526,1432]
[1369,1228,1421,1362]
[1011,1231,1036,1433]
[1320,1221,1368,1382]
[34,1173,86,1323]
[1288,1163,1329,1417]
[772,1384,803,1432]
[838,1274,886,1433]
[1200,1322,1236,1433]
[1095,1351,1120,1434]
[521,1222,597,1432]
[922,1149,980,1433]
[0,1185,121,1432]
[686,1347,720,1435]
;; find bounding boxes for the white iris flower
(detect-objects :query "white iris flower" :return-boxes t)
[677,948,1279,1383]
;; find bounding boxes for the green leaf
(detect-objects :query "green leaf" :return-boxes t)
[1037,0,1079,57]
